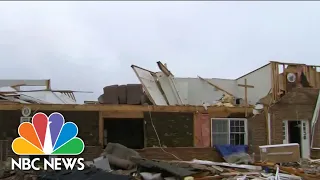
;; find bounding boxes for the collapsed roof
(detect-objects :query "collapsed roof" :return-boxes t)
[131,61,320,106]
[0,79,81,104]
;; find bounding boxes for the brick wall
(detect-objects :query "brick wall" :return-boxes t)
[269,88,319,158]
[247,88,320,159]
[247,113,267,157]
[0,110,101,160]
[144,112,194,147]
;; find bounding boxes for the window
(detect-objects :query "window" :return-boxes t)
[211,118,247,145]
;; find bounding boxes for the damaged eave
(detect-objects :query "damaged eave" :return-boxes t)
[0,103,253,113]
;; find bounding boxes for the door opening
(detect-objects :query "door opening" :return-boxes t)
[104,118,144,149]
[288,121,302,156]
[283,120,310,158]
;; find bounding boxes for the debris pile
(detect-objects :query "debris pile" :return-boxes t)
[1,143,320,180]
[214,94,236,107]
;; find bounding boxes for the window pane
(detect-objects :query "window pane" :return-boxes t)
[230,133,245,145]
[240,121,244,126]
[212,120,228,133]
[212,119,246,146]
[212,134,229,145]
[235,120,240,126]
[230,133,235,140]
[240,134,245,145]
[230,139,235,145]
[230,120,235,126]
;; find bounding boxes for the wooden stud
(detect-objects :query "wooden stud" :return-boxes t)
[46,79,51,90]
[238,79,254,117]
[271,62,275,102]
[99,111,104,146]
[282,64,286,93]
[275,64,278,98]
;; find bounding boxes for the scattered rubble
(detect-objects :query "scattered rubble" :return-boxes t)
[1,143,320,180]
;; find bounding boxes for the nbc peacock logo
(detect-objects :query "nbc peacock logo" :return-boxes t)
[11,112,85,171]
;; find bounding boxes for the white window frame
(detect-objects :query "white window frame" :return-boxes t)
[211,118,248,146]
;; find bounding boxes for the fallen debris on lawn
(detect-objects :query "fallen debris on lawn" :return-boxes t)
[1,143,320,180]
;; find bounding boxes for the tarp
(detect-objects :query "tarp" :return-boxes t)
[215,145,252,164]
[215,145,248,157]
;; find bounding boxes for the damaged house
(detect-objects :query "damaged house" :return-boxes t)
[0,61,319,163]
[0,79,79,104]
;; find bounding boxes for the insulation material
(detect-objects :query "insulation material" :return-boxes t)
[214,94,235,107]
[132,66,167,105]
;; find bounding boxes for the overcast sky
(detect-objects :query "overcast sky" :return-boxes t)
[0,1,319,103]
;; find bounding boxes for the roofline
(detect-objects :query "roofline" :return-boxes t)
[236,63,271,80]
[0,103,253,113]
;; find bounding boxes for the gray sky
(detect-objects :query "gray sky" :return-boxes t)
[0,1,319,103]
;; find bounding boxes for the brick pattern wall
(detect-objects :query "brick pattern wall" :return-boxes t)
[247,113,267,157]
[269,88,319,158]
[270,104,314,144]
[144,112,194,147]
